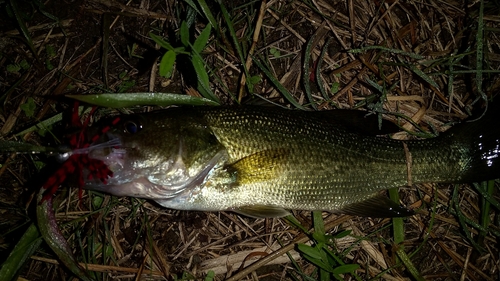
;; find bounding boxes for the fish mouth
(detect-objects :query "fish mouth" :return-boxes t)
[94,150,226,200]
[85,132,127,170]
[83,131,226,201]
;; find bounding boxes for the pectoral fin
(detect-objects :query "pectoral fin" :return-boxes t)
[339,195,414,218]
[227,149,289,184]
[233,205,291,218]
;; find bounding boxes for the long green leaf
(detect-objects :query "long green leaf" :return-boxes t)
[193,24,212,53]
[312,211,325,236]
[66,93,219,108]
[297,244,323,260]
[190,55,219,102]
[0,140,68,154]
[0,224,42,281]
[180,21,190,47]
[331,264,360,275]
[159,50,176,78]
[191,55,210,90]
[149,32,175,51]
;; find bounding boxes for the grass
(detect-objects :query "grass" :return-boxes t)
[0,0,499,280]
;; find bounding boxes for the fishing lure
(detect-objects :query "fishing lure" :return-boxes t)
[41,103,119,201]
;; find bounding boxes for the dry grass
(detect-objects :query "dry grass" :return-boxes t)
[0,0,499,280]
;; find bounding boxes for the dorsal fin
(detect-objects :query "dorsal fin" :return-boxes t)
[312,110,401,136]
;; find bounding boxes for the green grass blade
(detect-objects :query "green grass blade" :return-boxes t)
[312,211,325,235]
[312,211,333,281]
[184,3,197,27]
[149,32,175,51]
[9,0,38,59]
[252,56,305,109]
[395,246,425,281]
[389,188,405,248]
[449,69,500,74]
[0,223,42,281]
[474,181,500,211]
[0,72,29,104]
[191,53,210,89]
[15,106,92,137]
[452,187,486,252]
[284,215,309,233]
[448,204,500,238]
[477,180,494,247]
[67,92,219,108]
[302,34,317,109]
[447,54,455,107]
[182,0,201,14]
[0,140,68,154]
[475,0,487,103]
[102,13,111,87]
[33,0,59,21]
[219,2,252,92]
[408,64,440,89]
[348,46,423,59]
[219,3,245,64]
[190,54,220,102]
[194,0,218,31]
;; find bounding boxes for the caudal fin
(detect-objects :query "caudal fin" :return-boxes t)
[451,103,500,182]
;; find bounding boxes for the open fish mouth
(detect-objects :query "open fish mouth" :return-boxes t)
[83,131,227,201]
[88,150,226,200]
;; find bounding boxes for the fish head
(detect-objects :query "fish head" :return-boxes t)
[83,109,224,200]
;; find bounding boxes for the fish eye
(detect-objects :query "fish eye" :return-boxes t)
[123,120,142,134]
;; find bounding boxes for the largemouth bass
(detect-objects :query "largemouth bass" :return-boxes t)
[84,106,500,218]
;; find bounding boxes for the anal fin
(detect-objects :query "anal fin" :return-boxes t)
[339,195,414,218]
[233,205,291,218]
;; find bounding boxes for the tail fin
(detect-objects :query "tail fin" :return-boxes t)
[451,103,500,182]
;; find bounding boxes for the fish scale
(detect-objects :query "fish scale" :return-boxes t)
[85,106,500,218]
[202,108,409,204]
